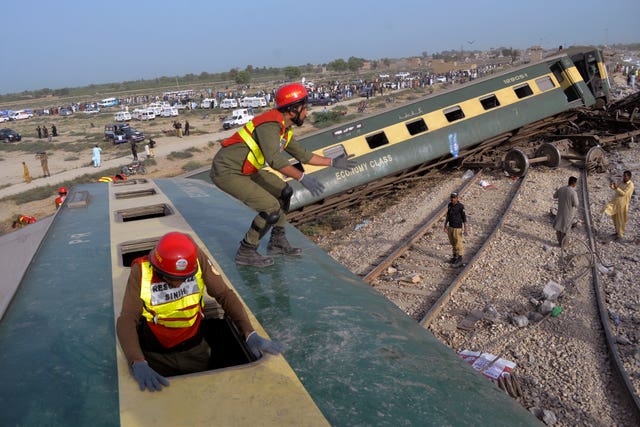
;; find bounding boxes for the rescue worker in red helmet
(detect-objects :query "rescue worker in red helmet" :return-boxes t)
[116,231,283,392]
[55,187,67,209]
[210,83,357,267]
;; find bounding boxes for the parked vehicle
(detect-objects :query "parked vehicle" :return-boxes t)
[0,128,21,142]
[58,108,73,116]
[97,97,119,107]
[223,108,253,130]
[220,98,238,109]
[308,96,337,106]
[115,111,132,122]
[239,96,267,108]
[132,108,155,121]
[200,98,218,109]
[8,110,33,120]
[160,106,179,117]
[104,124,144,144]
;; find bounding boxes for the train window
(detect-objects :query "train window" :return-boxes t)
[549,63,565,84]
[479,95,500,110]
[443,106,465,122]
[365,131,389,149]
[513,83,533,99]
[535,76,555,92]
[406,118,428,135]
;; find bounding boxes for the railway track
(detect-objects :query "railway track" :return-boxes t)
[303,92,640,425]
[362,169,526,324]
[309,163,639,425]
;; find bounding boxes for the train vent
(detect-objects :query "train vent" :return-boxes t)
[444,106,465,123]
[115,204,173,223]
[406,119,428,135]
[365,132,390,149]
[113,179,149,186]
[513,83,534,99]
[114,188,157,199]
[479,94,501,110]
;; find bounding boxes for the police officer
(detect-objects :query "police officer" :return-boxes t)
[210,83,356,267]
[116,232,282,392]
[443,192,468,265]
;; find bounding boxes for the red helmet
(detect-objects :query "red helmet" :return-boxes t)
[275,83,308,110]
[149,232,198,279]
[58,187,67,195]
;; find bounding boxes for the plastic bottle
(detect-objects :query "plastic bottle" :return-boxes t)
[449,133,459,159]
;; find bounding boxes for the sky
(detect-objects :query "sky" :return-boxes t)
[1,0,638,95]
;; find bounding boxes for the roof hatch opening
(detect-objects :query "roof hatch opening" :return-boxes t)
[115,204,172,222]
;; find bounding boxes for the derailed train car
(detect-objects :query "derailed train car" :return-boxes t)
[239,49,607,211]
[0,179,541,426]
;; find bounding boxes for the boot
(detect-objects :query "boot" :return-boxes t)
[268,227,302,256]
[235,240,274,267]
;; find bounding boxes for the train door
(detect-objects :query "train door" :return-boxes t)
[570,50,610,106]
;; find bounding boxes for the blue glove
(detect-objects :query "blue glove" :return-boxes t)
[131,360,170,392]
[331,154,358,170]
[300,174,325,197]
[246,331,284,359]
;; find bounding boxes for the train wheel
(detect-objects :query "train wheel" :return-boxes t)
[503,148,529,177]
[584,146,607,174]
[535,143,561,168]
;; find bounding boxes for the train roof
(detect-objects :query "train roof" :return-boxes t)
[0,177,540,426]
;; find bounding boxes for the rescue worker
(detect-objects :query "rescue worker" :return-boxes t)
[12,215,36,228]
[55,187,67,208]
[210,83,356,267]
[116,232,283,392]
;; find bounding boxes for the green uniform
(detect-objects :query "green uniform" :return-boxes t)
[211,121,313,246]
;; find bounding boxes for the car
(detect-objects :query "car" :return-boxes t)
[59,109,73,116]
[104,124,144,144]
[0,128,21,142]
[308,96,337,106]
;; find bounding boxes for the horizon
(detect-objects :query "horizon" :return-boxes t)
[1,0,639,95]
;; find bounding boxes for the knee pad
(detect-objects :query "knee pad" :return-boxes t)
[251,211,280,238]
[280,184,293,213]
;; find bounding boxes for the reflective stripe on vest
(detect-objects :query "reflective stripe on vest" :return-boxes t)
[139,260,205,328]
[221,110,293,174]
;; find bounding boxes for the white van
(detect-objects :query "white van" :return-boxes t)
[239,96,267,108]
[160,106,179,117]
[200,98,218,109]
[115,111,132,121]
[9,110,33,120]
[97,97,118,107]
[147,102,164,116]
[220,98,238,109]
[223,108,253,129]
[133,108,155,121]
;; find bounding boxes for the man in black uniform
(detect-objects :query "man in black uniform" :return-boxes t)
[443,192,468,265]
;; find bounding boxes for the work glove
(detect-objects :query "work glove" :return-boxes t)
[300,173,325,197]
[131,360,170,392]
[331,154,358,170]
[246,331,284,359]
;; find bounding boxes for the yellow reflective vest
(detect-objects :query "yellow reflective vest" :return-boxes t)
[139,260,205,329]
[221,109,293,174]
